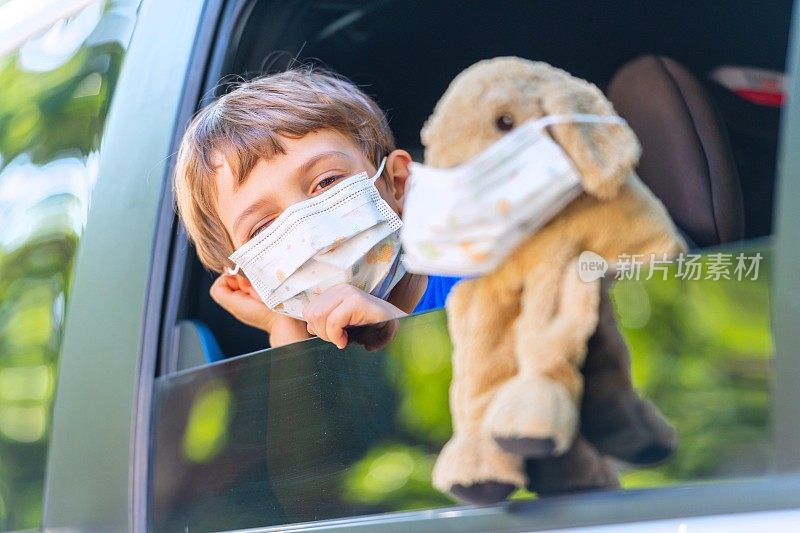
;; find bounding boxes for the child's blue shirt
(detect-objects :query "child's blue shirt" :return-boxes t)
[413,275,462,313]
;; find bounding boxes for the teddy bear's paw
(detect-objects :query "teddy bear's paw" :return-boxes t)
[433,433,525,504]
[484,375,578,457]
[584,394,678,465]
[449,481,517,505]
[626,400,678,465]
[494,436,557,457]
[525,436,620,496]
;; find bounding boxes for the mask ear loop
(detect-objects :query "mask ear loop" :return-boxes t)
[226,264,240,276]
[370,156,389,183]
[535,114,628,129]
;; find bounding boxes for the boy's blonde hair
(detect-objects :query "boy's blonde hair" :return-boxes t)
[174,67,396,273]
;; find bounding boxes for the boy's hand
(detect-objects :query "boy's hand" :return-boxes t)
[210,274,310,347]
[303,284,407,349]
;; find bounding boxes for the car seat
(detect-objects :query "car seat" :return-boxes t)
[606,55,745,247]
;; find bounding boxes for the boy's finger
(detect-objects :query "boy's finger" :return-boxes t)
[233,275,258,297]
[302,293,342,342]
[212,280,256,306]
[305,304,331,342]
[210,278,234,302]
[225,273,251,292]
[302,302,319,337]
[325,300,354,349]
[211,275,240,297]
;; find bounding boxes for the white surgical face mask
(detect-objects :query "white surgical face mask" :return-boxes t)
[228,158,405,320]
[400,114,627,276]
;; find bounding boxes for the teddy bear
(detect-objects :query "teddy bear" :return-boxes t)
[413,57,687,504]
[523,276,679,498]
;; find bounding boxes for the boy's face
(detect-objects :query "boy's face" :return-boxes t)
[215,129,411,249]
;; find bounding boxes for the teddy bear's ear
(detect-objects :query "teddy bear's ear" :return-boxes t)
[540,75,641,200]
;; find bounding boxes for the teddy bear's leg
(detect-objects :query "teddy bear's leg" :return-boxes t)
[484,259,600,457]
[580,278,678,464]
[525,435,619,495]
[432,278,527,504]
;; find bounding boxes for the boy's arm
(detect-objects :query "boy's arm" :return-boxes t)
[210,275,406,349]
[302,284,406,349]
[210,274,311,347]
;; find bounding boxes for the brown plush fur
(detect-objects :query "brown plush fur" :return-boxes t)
[577,279,679,466]
[422,57,686,503]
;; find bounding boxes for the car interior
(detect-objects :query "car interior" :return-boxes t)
[166,0,791,367]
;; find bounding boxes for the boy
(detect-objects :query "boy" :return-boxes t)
[174,67,458,349]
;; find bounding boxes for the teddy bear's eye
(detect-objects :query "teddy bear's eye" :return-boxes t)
[495,114,515,132]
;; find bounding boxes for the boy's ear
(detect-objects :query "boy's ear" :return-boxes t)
[385,149,413,211]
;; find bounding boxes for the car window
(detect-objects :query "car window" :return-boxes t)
[152,0,793,531]
[0,1,139,529]
[151,311,453,532]
[151,243,773,532]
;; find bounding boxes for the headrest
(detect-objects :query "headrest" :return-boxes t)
[607,55,744,247]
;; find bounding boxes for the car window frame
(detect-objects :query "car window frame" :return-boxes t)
[157,0,256,378]
[771,0,800,472]
[150,0,800,532]
[40,1,223,532]
[134,0,226,530]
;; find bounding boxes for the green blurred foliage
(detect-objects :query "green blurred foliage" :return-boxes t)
[343,443,449,510]
[0,2,134,529]
[181,380,233,464]
[616,251,771,486]
[341,312,454,509]
[385,310,452,445]
[342,248,772,509]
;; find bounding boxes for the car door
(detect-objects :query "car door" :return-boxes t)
[24,1,800,532]
[145,1,800,532]
[35,1,223,531]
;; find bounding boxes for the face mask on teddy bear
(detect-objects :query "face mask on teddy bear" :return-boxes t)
[400,113,627,276]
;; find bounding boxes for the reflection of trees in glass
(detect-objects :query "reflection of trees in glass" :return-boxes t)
[0,1,135,529]
[342,252,772,510]
[342,311,453,509]
[617,252,772,487]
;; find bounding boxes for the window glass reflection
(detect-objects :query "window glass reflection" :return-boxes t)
[151,244,772,532]
[0,1,139,529]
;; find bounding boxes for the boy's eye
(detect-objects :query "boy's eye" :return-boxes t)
[249,219,272,240]
[313,174,345,193]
